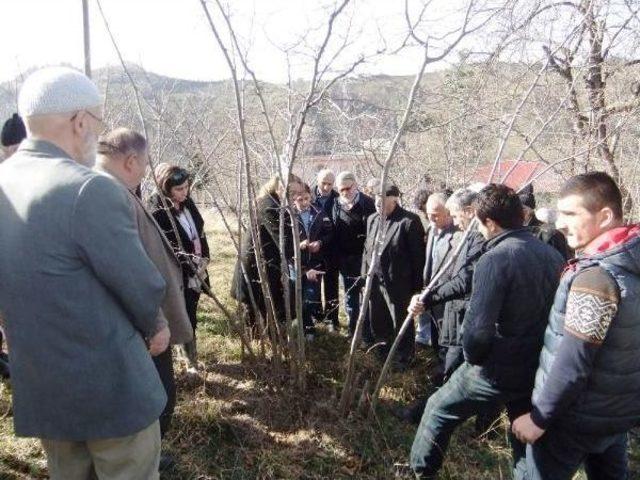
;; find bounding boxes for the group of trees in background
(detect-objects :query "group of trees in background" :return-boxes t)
[2,0,640,410]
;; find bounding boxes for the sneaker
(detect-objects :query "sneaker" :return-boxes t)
[305,333,315,342]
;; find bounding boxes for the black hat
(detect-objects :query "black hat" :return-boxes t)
[518,183,536,209]
[1,113,26,147]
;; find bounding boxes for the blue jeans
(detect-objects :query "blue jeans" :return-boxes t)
[527,428,628,480]
[410,362,529,479]
[302,277,321,334]
[415,312,432,345]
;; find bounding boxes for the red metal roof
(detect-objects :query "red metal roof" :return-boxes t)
[472,160,563,192]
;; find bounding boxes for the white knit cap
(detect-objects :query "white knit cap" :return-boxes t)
[18,67,101,117]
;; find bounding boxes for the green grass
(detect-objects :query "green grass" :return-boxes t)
[1,214,639,479]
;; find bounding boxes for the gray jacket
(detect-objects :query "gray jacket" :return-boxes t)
[423,222,459,325]
[0,139,167,441]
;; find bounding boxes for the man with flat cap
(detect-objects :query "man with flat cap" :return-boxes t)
[362,183,426,369]
[0,67,169,479]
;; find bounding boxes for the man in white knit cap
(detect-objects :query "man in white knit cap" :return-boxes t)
[0,66,168,479]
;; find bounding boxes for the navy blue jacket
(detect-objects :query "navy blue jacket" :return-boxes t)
[297,205,334,272]
[312,186,339,220]
[463,229,564,392]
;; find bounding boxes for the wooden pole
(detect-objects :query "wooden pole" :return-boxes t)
[82,0,91,78]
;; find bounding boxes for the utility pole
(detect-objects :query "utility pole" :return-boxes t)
[82,0,91,78]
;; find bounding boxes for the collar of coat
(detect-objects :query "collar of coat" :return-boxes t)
[18,138,73,160]
[582,225,640,256]
[484,227,529,251]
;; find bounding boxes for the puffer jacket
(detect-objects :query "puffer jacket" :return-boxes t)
[533,226,640,434]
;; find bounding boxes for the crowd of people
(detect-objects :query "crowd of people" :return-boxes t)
[0,65,639,480]
[227,147,640,479]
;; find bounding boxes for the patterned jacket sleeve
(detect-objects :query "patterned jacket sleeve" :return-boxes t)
[531,266,619,429]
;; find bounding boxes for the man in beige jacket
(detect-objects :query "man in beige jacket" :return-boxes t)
[95,127,192,470]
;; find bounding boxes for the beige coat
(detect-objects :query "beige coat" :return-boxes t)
[129,192,193,344]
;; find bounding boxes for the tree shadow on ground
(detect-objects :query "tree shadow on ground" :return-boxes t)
[162,327,446,479]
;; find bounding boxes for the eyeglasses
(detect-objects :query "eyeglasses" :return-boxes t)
[70,110,106,130]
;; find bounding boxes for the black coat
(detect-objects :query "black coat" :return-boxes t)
[362,205,426,302]
[297,205,334,272]
[463,229,564,392]
[331,193,376,258]
[230,194,294,321]
[149,194,210,286]
[312,186,339,220]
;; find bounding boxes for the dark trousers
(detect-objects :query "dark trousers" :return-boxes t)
[323,262,340,327]
[153,347,176,438]
[341,254,364,335]
[185,288,200,332]
[323,254,364,334]
[368,276,415,363]
[527,429,629,480]
[410,362,530,479]
[184,288,200,364]
[302,277,321,334]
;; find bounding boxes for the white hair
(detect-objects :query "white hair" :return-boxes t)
[446,188,478,211]
[336,171,357,185]
[427,192,449,207]
[317,168,335,182]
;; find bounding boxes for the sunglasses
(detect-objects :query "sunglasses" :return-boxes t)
[170,170,190,185]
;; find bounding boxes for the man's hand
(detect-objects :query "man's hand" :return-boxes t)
[408,294,426,316]
[196,257,209,277]
[512,413,545,444]
[308,241,322,253]
[306,269,325,282]
[148,326,170,356]
[300,240,309,250]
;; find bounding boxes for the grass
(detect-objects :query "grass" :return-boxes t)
[1,213,639,479]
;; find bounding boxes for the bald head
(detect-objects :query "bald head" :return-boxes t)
[96,128,148,190]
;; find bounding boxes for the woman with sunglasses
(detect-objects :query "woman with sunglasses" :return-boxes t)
[150,165,210,371]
